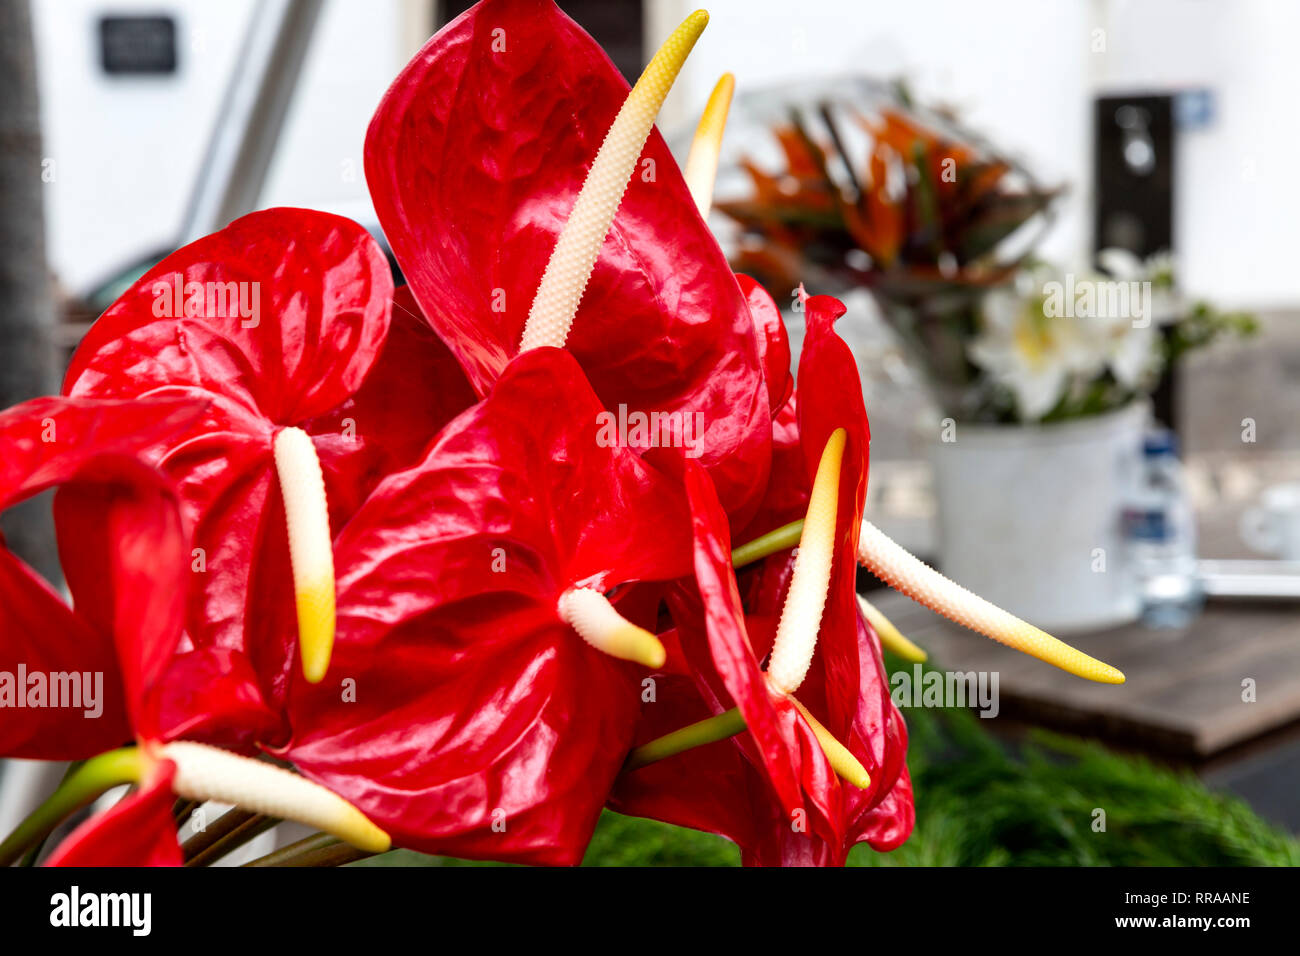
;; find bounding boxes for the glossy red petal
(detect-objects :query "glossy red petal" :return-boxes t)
[852,761,915,852]
[0,547,130,759]
[674,462,804,817]
[737,274,792,413]
[44,760,181,867]
[246,290,477,713]
[741,821,844,868]
[62,220,463,723]
[64,208,392,425]
[611,461,845,856]
[801,607,914,851]
[735,397,806,543]
[0,396,205,512]
[149,647,285,752]
[284,349,692,863]
[793,291,870,748]
[304,285,477,521]
[0,396,204,758]
[365,0,771,522]
[161,408,284,682]
[791,291,913,852]
[54,457,187,736]
[60,210,390,684]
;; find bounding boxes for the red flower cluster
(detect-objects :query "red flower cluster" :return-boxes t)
[5,0,1120,868]
[611,293,912,865]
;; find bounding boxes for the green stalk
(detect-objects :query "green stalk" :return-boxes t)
[179,807,259,862]
[18,760,85,866]
[242,832,375,868]
[730,519,803,569]
[185,814,278,868]
[625,707,747,771]
[0,747,144,866]
[171,798,198,824]
[619,519,810,774]
[242,832,339,867]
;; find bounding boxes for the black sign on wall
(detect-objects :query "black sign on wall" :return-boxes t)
[1094,93,1178,427]
[1093,94,1175,261]
[99,15,178,76]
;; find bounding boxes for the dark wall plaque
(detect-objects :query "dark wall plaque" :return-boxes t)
[1093,94,1175,260]
[99,15,178,76]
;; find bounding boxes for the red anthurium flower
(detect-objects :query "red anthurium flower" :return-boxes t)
[36,737,390,867]
[364,0,772,526]
[0,395,205,758]
[611,293,914,865]
[0,395,391,867]
[43,760,183,867]
[738,273,793,415]
[281,348,694,865]
[63,208,475,731]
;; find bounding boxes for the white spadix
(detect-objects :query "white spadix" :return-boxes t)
[764,429,871,789]
[856,520,1125,684]
[519,10,710,352]
[683,72,735,217]
[273,426,336,684]
[767,429,845,694]
[558,586,666,668]
[161,741,389,853]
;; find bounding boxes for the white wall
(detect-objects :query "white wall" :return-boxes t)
[31,0,1299,308]
[34,0,255,293]
[32,0,409,295]
[260,0,421,221]
[1090,0,1300,306]
[671,0,1090,270]
[669,0,1298,308]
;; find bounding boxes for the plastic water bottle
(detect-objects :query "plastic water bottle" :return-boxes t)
[1123,429,1204,628]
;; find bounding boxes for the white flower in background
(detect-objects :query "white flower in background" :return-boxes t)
[1097,247,1180,324]
[1082,306,1159,390]
[1095,247,1145,280]
[1084,249,1167,387]
[969,283,1103,420]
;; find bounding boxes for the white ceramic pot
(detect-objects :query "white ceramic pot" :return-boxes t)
[930,402,1148,632]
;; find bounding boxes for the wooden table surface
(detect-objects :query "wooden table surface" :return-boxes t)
[870,588,1300,761]
[863,449,1300,763]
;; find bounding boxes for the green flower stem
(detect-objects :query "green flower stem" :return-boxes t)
[171,798,198,824]
[17,841,43,868]
[731,519,803,568]
[179,807,258,861]
[622,520,810,774]
[18,760,85,866]
[0,747,144,867]
[183,811,278,867]
[625,707,747,772]
[242,832,339,867]
[242,832,375,868]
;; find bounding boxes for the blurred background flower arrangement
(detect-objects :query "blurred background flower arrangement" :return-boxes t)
[713,79,1256,425]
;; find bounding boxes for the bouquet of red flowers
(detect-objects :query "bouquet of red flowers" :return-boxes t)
[0,0,1121,869]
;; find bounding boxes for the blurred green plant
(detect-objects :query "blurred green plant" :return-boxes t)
[850,658,1299,867]
[1164,302,1258,366]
